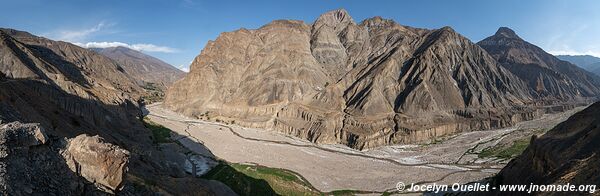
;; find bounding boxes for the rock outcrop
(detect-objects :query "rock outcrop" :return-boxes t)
[0,122,79,195]
[478,27,600,101]
[62,134,130,193]
[495,101,600,195]
[164,9,592,150]
[0,122,130,195]
[91,46,185,90]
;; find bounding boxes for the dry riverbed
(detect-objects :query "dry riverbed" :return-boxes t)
[144,103,584,193]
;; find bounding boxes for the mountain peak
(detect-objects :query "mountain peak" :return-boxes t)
[313,9,355,29]
[495,27,521,39]
[439,26,457,34]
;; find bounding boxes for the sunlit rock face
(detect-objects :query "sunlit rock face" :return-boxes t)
[62,134,130,193]
[165,9,597,150]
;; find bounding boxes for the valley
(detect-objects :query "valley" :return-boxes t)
[145,102,584,193]
[2,3,600,195]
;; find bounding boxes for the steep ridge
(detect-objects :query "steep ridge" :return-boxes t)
[92,46,185,89]
[0,28,232,195]
[478,27,600,101]
[495,102,600,194]
[165,9,555,150]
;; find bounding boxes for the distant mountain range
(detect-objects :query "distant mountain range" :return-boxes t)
[164,9,600,150]
[556,54,600,76]
[91,46,185,89]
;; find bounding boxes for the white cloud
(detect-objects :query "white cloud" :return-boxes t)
[75,41,178,53]
[52,22,111,42]
[177,65,190,72]
[548,50,600,58]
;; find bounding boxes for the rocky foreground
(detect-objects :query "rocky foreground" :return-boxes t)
[0,122,128,194]
[164,9,600,150]
[495,102,600,195]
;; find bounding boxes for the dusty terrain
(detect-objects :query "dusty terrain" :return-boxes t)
[146,103,583,193]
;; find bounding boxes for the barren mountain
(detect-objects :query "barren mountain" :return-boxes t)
[478,27,600,101]
[0,28,232,195]
[557,55,600,77]
[164,9,559,149]
[92,46,185,89]
[495,101,600,195]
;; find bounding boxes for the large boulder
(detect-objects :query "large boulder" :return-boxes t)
[62,134,130,193]
[0,122,82,195]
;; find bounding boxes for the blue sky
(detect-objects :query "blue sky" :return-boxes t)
[1,0,599,71]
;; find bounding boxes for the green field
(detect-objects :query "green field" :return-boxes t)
[202,162,321,196]
[142,117,172,143]
[479,138,530,159]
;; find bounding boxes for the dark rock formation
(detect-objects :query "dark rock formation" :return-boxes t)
[496,102,600,195]
[0,122,89,195]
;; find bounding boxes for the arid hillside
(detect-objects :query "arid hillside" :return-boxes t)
[164,9,599,150]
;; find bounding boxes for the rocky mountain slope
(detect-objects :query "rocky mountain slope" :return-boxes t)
[478,27,600,101]
[0,28,233,195]
[557,55,600,77]
[496,101,600,195]
[163,9,589,150]
[589,62,600,76]
[92,46,185,89]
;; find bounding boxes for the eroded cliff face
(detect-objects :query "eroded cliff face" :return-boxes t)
[495,102,600,195]
[165,9,594,150]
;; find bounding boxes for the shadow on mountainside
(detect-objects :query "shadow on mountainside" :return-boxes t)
[0,74,235,195]
[202,163,278,196]
[140,112,280,196]
[26,44,92,87]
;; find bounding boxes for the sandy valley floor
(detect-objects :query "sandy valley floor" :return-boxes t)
[145,103,583,193]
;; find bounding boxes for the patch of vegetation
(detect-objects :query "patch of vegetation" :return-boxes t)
[202,162,320,196]
[141,82,161,91]
[142,117,172,143]
[140,82,165,103]
[421,134,457,147]
[326,190,360,196]
[479,138,530,159]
